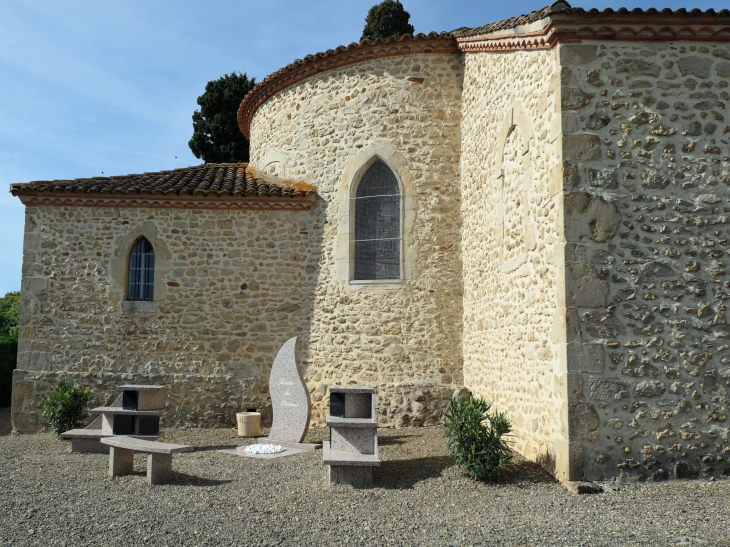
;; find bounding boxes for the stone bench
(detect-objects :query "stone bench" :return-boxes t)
[101,436,194,485]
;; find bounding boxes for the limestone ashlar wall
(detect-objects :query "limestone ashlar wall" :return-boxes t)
[460,49,569,478]
[13,204,312,432]
[249,52,464,427]
[560,41,730,481]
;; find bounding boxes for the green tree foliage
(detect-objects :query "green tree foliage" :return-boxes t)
[42,379,93,436]
[361,0,414,41]
[0,291,19,407]
[0,291,19,339]
[188,72,256,164]
[442,396,513,481]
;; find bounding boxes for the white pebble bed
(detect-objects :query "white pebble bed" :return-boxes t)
[244,443,286,454]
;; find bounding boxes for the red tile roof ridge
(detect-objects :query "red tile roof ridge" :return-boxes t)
[10,163,317,198]
[452,1,730,39]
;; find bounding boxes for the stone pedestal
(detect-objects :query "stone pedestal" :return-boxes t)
[147,453,173,485]
[323,386,380,488]
[109,447,134,477]
[328,465,373,488]
[61,384,166,453]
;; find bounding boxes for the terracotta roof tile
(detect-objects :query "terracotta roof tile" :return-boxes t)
[10,163,317,198]
[451,3,562,38]
[451,1,730,39]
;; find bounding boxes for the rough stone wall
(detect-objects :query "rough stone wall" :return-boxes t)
[560,41,730,481]
[12,204,313,432]
[249,52,464,427]
[460,50,570,479]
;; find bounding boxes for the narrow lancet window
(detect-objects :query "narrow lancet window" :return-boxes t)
[353,161,401,280]
[127,237,155,301]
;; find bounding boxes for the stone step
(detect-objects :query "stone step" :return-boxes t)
[101,435,194,454]
[60,429,156,440]
[326,416,377,428]
[322,441,380,466]
[90,406,161,416]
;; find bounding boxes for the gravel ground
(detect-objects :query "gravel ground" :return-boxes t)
[0,425,727,547]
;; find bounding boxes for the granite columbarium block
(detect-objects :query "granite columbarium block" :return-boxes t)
[60,385,166,453]
[258,337,321,451]
[323,386,380,488]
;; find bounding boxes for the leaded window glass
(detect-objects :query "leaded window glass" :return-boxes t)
[127,237,155,301]
[353,161,401,280]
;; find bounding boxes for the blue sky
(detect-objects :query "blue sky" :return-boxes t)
[0,0,727,295]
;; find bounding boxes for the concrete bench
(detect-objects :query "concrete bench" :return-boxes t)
[101,436,194,485]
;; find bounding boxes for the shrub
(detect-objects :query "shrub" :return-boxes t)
[42,379,93,436]
[442,396,513,481]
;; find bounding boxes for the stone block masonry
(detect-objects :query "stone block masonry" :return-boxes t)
[249,51,465,431]
[13,52,465,433]
[559,41,730,481]
[13,205,309,431]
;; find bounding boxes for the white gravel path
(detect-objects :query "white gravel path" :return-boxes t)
[0,425,727,546]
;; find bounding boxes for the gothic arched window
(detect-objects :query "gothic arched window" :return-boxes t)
[353,161,401,280]
[127,237,155,301]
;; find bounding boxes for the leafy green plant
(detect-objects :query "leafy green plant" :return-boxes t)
[442,396,513,481]
[42,379,93,436]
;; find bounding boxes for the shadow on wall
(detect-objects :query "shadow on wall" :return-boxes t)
[0,407,11,436]
[536,449,557,477]
[220,196,327,428]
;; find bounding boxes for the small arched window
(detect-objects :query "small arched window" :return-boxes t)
[127,237,155,301]
[352,160,401,280]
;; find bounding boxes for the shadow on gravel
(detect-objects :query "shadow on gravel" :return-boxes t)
[192,444,238,452]
[170,473,233,487]
[377,435,409,446]
[499,457,558,486]
[375,453,558,490]
[375,455,454,489]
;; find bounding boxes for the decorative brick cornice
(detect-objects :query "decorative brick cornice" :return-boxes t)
[456,25,578,53]
[237,33,459,138]
[455,6,730,53]
[14,192,316,211]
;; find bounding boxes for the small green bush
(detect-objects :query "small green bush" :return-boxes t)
[42,379,93,436]
[442,396,513,481]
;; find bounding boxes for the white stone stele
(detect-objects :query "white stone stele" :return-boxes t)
[244,443,285,454]
[266,336,316,446]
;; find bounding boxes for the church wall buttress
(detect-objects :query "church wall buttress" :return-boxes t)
[460,49,569,480]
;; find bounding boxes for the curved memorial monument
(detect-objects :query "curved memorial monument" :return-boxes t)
[260,336,321,451]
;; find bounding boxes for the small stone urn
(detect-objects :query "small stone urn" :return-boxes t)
[236,411,261,437]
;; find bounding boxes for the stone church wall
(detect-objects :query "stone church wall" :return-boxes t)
[459,50,571,478]
[13,205,313,431]
[249,52,464,427]
[559,41,730,481]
